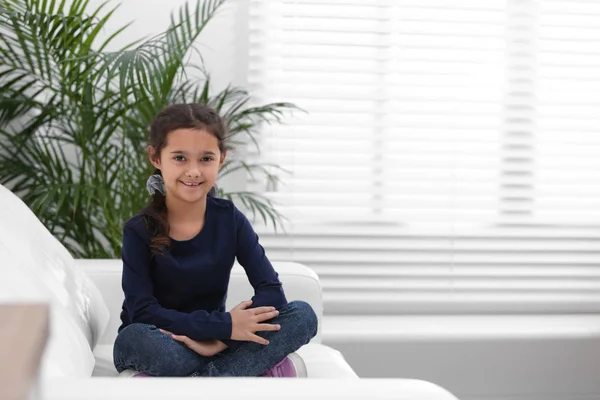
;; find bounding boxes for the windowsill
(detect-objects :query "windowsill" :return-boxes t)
[322,314,600,342]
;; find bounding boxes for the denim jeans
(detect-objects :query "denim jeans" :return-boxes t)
[113,300,318,377]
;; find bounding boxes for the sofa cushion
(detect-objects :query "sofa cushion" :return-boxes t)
[295,343,358,378]
[0,184,110,377]
[91,343,357,378]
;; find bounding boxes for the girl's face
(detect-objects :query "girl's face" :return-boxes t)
[148,128,226,204]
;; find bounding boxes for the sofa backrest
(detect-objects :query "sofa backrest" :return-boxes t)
[82,259,324,346]
[0,184,110,378]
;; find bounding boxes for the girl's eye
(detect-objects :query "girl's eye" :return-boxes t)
[202,157,214,162]
[174,156,185,162]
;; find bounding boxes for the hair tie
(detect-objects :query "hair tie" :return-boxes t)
[146,174,166,196]
[208,184,218,197]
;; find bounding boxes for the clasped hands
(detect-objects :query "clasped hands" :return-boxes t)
[160,300,281,357]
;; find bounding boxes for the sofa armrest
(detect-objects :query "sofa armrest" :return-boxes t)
[43,377,460,400]
[75,259,324,346]
[75,259,122,347]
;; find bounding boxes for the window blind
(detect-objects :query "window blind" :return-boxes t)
[245,0,600,314]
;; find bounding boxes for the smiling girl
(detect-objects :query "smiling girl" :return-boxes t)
[112,103,317,377]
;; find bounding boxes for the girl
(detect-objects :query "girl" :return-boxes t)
[113,103,318,377]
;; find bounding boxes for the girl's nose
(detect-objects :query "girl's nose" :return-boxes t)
[186,166,201,177]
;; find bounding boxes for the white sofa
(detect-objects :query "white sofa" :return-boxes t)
[85,259,354,379]
[0,183,459,399]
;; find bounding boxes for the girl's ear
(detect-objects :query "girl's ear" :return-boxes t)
[147,145,161,170]
[219,150,227,170]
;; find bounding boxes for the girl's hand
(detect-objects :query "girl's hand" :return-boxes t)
[160,329,227,357]
[229,300,281,345]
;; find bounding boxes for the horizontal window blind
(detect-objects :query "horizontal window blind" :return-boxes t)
[246,0,600,314]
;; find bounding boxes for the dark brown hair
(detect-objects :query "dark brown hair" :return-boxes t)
[141,103,231,254]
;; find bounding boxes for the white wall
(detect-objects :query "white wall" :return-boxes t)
[323,315,600,400]
[328,337,600,400]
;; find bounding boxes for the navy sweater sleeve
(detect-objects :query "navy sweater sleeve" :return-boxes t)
[121,221,233,341]
[234,207,288,309]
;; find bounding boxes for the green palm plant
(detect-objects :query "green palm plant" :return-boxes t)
[0,0,294,258]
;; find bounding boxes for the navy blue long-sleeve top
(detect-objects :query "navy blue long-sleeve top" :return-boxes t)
[118,196,287,346]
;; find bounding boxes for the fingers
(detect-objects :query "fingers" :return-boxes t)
[159,329,188,344]
[232,300,253,311]
[248,333,270,346]
[255,310,280,322]
[170,334,189,344]
[255,323,281,332]
[251,306,278,316]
